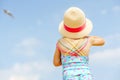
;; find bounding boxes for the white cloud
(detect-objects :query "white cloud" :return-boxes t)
[112,5,120,12]
[105,33,120,40]
[0,60,60,80]
[90,48,120,65]
[89,48,120,80]
[101,5,120,15]
[13,38,40,56]
[9,75,39,80]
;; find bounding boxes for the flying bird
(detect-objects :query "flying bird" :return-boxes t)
[3,9,14,18]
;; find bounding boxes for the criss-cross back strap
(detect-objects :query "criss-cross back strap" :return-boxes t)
[58,38,89,56]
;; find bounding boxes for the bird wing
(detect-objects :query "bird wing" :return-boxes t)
[3,9,14,18]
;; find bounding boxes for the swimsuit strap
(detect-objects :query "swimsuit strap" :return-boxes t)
[57,38,89,56]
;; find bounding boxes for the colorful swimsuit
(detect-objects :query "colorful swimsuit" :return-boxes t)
[57,38,93,80]
[61,55,92,80]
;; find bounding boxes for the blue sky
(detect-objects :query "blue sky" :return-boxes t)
[0,0,120,80]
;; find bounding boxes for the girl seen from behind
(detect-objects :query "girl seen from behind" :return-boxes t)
[53,7,105,80]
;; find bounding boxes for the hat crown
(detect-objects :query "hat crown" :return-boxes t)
[64,7,86,28]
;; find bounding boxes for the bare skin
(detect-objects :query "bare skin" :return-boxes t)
[53,36,105,66]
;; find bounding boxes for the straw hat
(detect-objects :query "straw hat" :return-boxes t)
[59,7,93,38]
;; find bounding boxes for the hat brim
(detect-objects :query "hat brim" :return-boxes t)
[59,18,93,38]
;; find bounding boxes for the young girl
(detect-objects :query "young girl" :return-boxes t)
[53,7,105,80]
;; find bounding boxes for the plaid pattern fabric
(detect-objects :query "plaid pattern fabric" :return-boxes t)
[57,38,88,56]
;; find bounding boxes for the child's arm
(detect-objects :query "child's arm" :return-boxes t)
[90,36,105,46]
[53,47,62,67]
